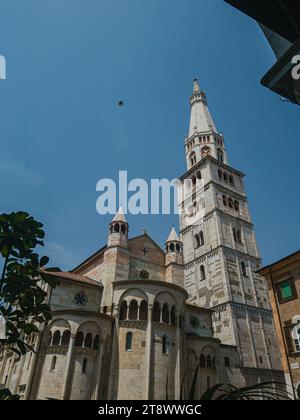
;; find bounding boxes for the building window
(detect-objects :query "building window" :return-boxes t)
[162,303,170,324]
[228,198,233,208]
[61,330,71,346]
[222,195,227,206]
[218,169,222,179]
[224,357,230,368]
[75,331,84,347]
[84,333,93,349]
[190,317,200,329]
[234,200,240,212]
[223,173,228,183]
[277,279,297,303]
[229,175,234,185]
[292,325,300,352]
[162,335,168,355]
[200,265,206,281]
[82,358,88,374]
[129,300,138,320]
[195,234,200,249]
[119,301,128,321]
[50,356,56,372]
[241,261,248,277]
[171,306,176,326]
[199,231,205,247]
[140,300,148,321]
[139,270,149,280]
[126,332,133,351]
[52,330,61,346]
[190,152,197,167]
[152,302,161,322]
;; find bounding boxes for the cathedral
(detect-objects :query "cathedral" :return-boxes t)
[0,80,284,400]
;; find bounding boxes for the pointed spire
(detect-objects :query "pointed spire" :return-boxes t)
[189,78,217,137]
[166,226,180,243]
[112,206,127,223]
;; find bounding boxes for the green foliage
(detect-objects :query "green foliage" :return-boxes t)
[0,211,60,399]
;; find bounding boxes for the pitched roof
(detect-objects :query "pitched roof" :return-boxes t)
[166,226,180,242]
[112,207,127,223]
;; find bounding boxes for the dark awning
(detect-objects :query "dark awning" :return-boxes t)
[224,0,300,42]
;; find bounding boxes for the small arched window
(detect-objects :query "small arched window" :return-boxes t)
[176,243,181,253]
[170,243,175,253]
[190,153,197,167]
[192,176,197,187]
[162,303,170,324]
[114,223,120,233]
[228,198,233,208]
[129,300,138,320]
[241,261,247,277]
[140,300,148,321]
[233,228,237,242]
[75,331,84,347]
[222,195,227,206]
[126,332,133,351]
[50,356,56,371]
[218,169,222,179]
[52,330,61,346]
[223,173,228,183]
[292,325,300,352]
[199,231,205,247]
[61,330,71,346]
[229,175,234,185]
[82,358,88,374]
[200,265,206,281]
[121,224,126,234]
[152,302,161,322]
[237,229,242,243]
[195,234,200,249]
[119,301,128,321]
[171,306,176,326]
[234,201,240,212]
[196,171,202,180]
[200,354,206,367]
[84,333,93,349]
[93,335,100,350]
[162,335,168,355]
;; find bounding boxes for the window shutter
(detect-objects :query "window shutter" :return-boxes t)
[283,326,294,354]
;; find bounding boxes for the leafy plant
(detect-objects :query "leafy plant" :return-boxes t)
[0,211,60,400]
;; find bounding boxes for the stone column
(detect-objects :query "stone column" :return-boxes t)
[92,340,104,400]
[175,313,181,400]
[107,306,119,400]
[62,333,76,400]
[145,304,153,400]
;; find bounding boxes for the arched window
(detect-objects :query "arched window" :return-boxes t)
[140,300,148,321]
[223,173,228,183]
[222,195,227,206]
[190,153,197,167]
[170,243,175,252]
[121,224,126,234]
[52,330,61,346]
[93,335,100,350]
[196,171,202,180]
[233,228,237,242]
[199,231,205,247]
[114,223,120,233]
[207,355,212,368]
[228,198,233,208]
[176,243,181,253]
[126,332,133,351]
[200,265,206,281]
[192,176,197,187]
[119,301,128,321]
[218,169,222,179]
[50,356,56,371]
[195,234,200,249]
[234,201,240,212]
[129,300,138,320]
[171,306,176,326]
[75,331,84,347]
[61,330,71,346]
[241,261,247,277]
[152,302,161,322]
[292,325,300,352]
[217,149,223,163]
[82,358,88,374]
[237,229,242,243]
[162,303,170,324]
[229,175,234,185]
[84,333,93,349]
[162,335,168,355]
[200,354,206,367]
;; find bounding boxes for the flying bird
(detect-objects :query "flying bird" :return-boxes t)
[118,100,125,107]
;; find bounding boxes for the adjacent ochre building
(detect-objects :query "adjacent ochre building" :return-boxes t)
[0,80,284,400]
[259,251,300,399]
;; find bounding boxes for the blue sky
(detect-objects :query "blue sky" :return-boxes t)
[0,0,299,270]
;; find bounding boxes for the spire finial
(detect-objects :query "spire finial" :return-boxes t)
[193,77,200,93]
[112,206,127,223]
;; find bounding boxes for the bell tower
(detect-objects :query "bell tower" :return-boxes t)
[179,79,282,372]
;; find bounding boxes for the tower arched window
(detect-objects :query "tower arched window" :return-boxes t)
[190,153,197,167]
[195,234,200,249]
[222,195,227,206]
[129,300,138,320]
[229,175,234,185]
[223,173,228,183]
[237,229,242,243]
[228,198,233,208]
[200,265,206,281]
[292,325,300,352]
[218,169,222,179]
[234,201,240,212]
[162,335,169,355]
[170,243,175,253]
[61,330,71,346]
[114,223,120,233]
[199,231,205,247]
[196,171,202,180]
[176,243,181,253]
[241,261,247,277]
[50,356,56,371]
[121,224,126,234]
[75,331,84,347]
[152,302,161,322]
[217,149,224,163]
[119,301,128,321]
[52,330,61,346]
[192,176,197,187]
[139,300,148,321]
[84,333,93,349]
[162,303,170,324]
[126,332,133,351]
